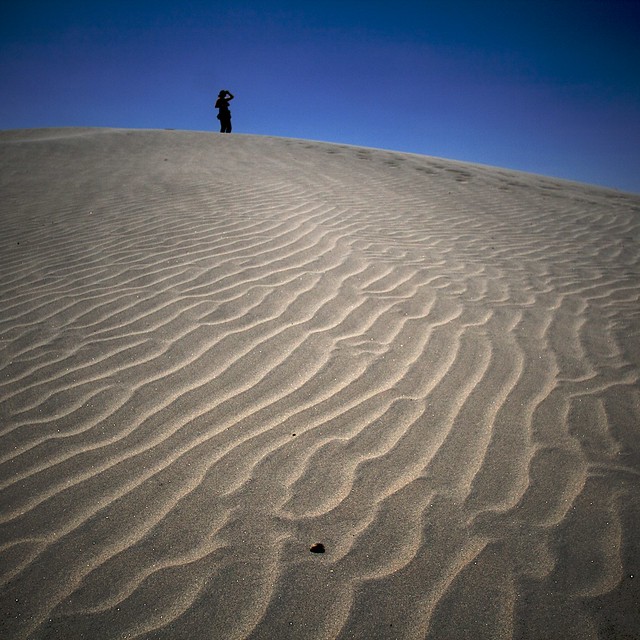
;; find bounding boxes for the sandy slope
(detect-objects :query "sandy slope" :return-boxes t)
[0,128,639,639]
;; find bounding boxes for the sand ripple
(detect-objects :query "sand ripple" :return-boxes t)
[1,129,639,639]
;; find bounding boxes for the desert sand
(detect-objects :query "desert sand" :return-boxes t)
[0,128,639,639]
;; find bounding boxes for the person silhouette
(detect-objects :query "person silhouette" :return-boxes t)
[215,90,234,133]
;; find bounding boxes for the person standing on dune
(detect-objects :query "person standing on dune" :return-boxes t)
[215,90,234,133]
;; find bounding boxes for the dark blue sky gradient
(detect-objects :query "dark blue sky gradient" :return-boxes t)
[2,1,639,192]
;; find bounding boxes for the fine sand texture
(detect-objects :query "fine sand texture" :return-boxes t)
[1,128,639,639]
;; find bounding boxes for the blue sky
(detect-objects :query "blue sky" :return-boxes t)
[1,1,639,193]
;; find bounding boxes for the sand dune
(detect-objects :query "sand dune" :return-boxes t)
[1,127,639,639]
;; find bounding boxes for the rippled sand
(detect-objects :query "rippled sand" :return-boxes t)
[1,128,639,639]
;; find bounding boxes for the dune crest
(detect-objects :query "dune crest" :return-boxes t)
[1,128,639,639]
